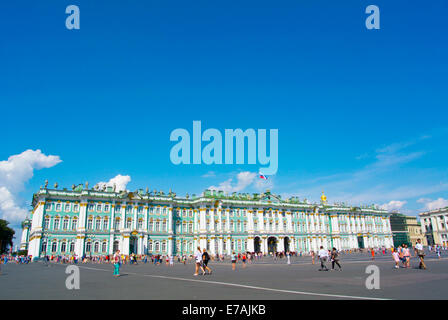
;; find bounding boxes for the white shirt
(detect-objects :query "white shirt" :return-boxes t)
[195,251,202,263]
[318,249,329,258]
[415,243,424,251]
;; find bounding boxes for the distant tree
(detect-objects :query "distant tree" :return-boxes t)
[0,219,15,254]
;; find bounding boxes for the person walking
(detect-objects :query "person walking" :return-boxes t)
[231,251,237,271]
[330,248,342,271]
[113,250,121,277]
[202,249,212,275]
[286,251,291,265]
[436,245,441,259]
[392,248,400,269]
[318,246,329,271]
[403,244,411,268]
[194,247,205,276]
[415,239,427,270]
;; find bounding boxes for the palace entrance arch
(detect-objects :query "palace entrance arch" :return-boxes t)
[254,236,261,253]
[267,236,277,253]
[284,236,290,252]
[130,236,138,254]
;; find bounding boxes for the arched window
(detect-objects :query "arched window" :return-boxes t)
[61,242,67,252]
[126,219,132,229]
[65,203,70,212]
[95,218,101,230]
[103,218,108,230]
[162,220,167,232]
[72,218,78,231]
[54,218,60,230]
[44,218,50,229]
[86,241,91,252]
[69,242,75,252]
[138,219,143,229]
[41,242,47,253]
[87,219,93,230]
[113,241,119,253]
[94,242,99,252]
[155,242,160,252]
[148,241,153,252]
[114,218,120,230]
[63,219,69,230]
[155,221,160,232]
[51,241,58,253]
[102,242,107,252]
[162,241,167,252]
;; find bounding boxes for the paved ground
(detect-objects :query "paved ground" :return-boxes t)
[1,252,447,300]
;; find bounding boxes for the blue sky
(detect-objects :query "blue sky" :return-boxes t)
[1,1,447,244]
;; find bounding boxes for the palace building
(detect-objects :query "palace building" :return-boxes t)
[20,183,394,258]
[419,207,448,247]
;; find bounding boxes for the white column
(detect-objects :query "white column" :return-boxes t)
[210,237,216,254]
[247,236,254,252]
[257,209,264,232]
[138,236,143,254]
[248,209,254,233]
[168,207,173,234]
[286,211,292,233]
[217,205,222,233]
[218,237,223,255]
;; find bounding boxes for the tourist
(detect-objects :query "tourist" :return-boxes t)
[415,239,427,270]
[311,251,315,265]
[286,251,291,265]
[403,244,411,268]
[202,249,212,275]
[317,246,329,271]
[169,255,174,267]
[231,251,237,271]
[194,247,204,276]
[436,245,441,259]
[242,253,247,268]
[113,250,121,277]
[392,248,400,269]
[330,248,342,271]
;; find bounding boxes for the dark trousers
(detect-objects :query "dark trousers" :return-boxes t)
[320,257,328,270]
[332,259,341,269]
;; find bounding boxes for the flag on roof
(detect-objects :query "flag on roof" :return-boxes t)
[259,174,268,180]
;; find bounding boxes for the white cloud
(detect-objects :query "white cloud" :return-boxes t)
[201,171,216,178]
[417,197,448,211]
[0,149,62,223]
[96,174,131,192]
[380,200,407,212]
[208,171,274,194]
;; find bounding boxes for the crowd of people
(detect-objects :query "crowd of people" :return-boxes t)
[1,239,446,277]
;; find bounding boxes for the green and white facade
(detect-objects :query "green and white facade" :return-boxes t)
[21,185,393,257]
